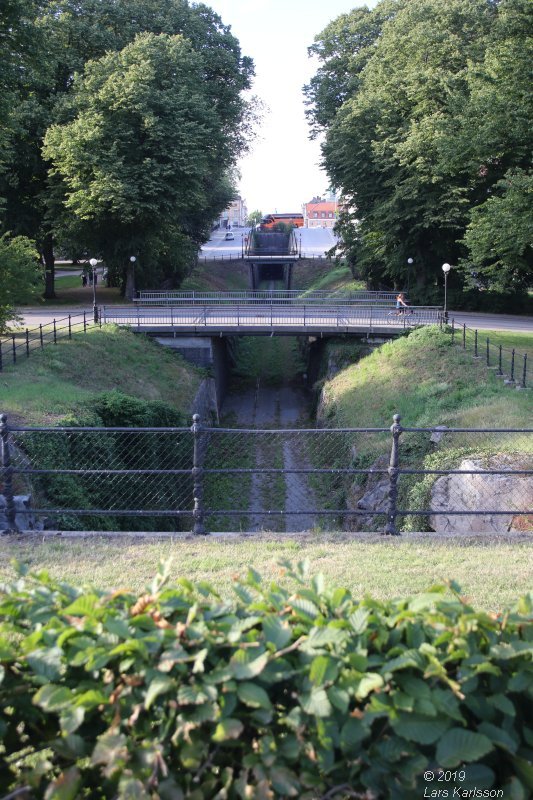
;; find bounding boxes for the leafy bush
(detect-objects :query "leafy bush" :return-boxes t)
[1,562,532,799]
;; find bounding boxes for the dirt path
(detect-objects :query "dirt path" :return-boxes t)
[222,384,317,531]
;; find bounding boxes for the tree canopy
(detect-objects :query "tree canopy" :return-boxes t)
[305,0,532,305]
[0,0,253,300]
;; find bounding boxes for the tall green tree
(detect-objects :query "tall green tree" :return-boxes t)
[306,0,531,305]
[1,0,253,296]
[0,233,41,332]
[43,33,238,289]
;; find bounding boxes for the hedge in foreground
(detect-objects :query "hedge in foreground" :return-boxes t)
[0,561,532,799]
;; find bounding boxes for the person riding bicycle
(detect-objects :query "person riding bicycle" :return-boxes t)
[395,292,410,314]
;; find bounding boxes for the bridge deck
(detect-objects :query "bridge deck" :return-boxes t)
[103,304,443,335]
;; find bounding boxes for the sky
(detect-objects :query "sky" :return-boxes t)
[205,0,374,215]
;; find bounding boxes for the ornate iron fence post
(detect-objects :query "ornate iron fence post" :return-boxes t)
[1,414,18,533]
[510,349,515,382]
[384,413,402,536]
[474,329,478,358]
[497,345,503,376]
[191,414,207,535]
[522,354,527,389]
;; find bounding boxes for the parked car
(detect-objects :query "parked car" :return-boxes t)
[224,231,235,240]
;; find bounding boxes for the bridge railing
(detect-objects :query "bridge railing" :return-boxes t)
[136,290,404,304]
[103,304,443,329]
[1,413,531,535]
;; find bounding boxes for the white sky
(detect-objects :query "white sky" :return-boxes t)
[205,0,374,214]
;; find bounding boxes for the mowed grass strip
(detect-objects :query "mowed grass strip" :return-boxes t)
[1,535,531,611]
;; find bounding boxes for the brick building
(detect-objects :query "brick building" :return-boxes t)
[302,196,338,228]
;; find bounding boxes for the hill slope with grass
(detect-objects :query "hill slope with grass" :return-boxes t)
[318,326,532,430]
[0,325,203,426]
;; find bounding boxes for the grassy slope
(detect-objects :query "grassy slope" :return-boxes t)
[0,325,202,426]
[319,326,532,431]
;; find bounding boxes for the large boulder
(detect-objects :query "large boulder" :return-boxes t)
[430,456,533,533]
[0,494,43,532]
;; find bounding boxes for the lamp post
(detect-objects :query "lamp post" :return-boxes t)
[442,262,451,323]
[89,258,98,322]
[129,256,136,301]
[407,257,413,292]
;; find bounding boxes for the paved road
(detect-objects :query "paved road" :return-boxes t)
[199,225,339,258]
[13,306,533,335]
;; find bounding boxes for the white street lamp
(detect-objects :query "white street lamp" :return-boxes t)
[89,258,98,322]
[442,262,451,322]
[129,256,137,301]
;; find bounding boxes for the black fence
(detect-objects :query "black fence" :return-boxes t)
[0,312,99,371]
[450,320,528,388]
[1,414,531,535]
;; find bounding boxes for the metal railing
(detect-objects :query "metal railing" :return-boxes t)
[102,304,443,331]
[0,312,99,372]
[136,290,404,305]
[2,413,531,535]
[450,320,529,388]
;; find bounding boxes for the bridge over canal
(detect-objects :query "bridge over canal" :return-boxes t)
[103,290,444,337]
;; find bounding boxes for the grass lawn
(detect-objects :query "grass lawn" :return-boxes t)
[1,534,531,611]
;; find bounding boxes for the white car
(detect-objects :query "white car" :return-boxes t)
[224,231,235,240]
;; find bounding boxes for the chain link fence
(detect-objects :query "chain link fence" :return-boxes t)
[1,414,531,534]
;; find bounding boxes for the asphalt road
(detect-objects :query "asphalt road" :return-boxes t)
[199,225,338,258]
[14,307,533,334]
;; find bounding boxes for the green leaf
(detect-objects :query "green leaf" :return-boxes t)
[74,689,108,709]
[212,718,244,741]
[290,597,319,620]
[437,728,494,767]
[478,722,518,754]
[60,706,85,736]
[228,616,262,643]
[392,713,450,744]
[382,649,425,673]
[34,684,74,712]
[237,682,272,709]
[490,642,533,660]
[355,673,384,699]
[263,615,292,650]
[269,766,300,797]
[511,756,533,790]
[145,674,174,710]
[340,718,368,753]
[91,731,128,767]
[348,608,370,634]
[43,766,81,800]
[300,687,332,718]
[27,647,64,681]
[327,686,349,713]
[62,595,100,617]
[309,655,338,686]
[229,649,269,680]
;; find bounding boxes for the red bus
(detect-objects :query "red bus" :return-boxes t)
[260,213,304,230]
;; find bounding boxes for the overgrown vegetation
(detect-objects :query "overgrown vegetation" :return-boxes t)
[314,326,532,531]
[0,325,202,427]
[1,562,532,798]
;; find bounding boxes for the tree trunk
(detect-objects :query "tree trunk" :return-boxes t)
[42,235,56,299]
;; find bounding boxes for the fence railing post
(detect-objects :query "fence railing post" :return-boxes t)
[510,349,515,382]
[486,337,490,367]
[522,354,527,389]
[191,414,207,535]
[25,329,29,357]
[12,334,16,364]
[462,323,466,349]
[474,329,478,358]
[40,324,44,347]
[497,344,503,376]
[1,414,18,533]
[83,311,87,333]
[384,413,402,536]
[68,314,72,339]
[53,319,57,344]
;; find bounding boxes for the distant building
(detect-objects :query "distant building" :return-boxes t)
[302,195,338,228]
[218,195,248,228]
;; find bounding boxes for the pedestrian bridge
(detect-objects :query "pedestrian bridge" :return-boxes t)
[103,291,443,336]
